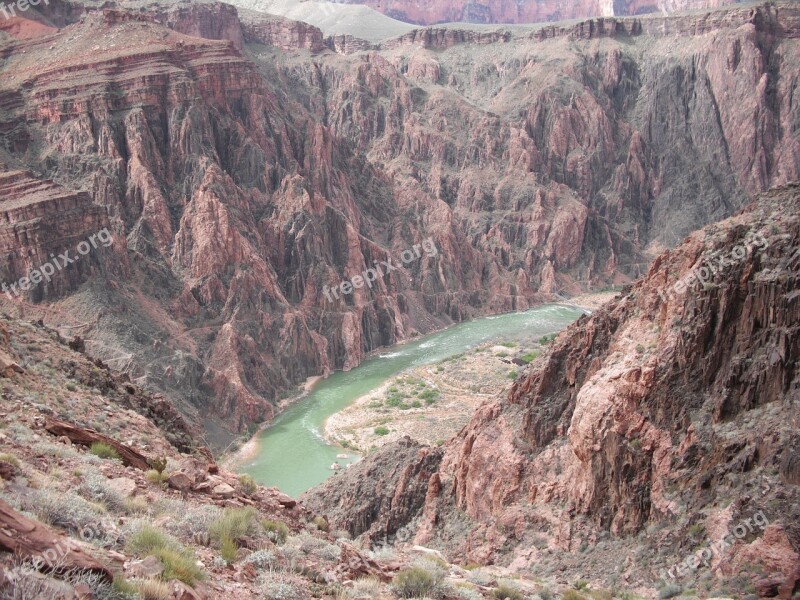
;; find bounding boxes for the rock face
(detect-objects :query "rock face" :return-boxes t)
[302,436,444,542]
[309,184,800,593]
[0,1,797,445]
[336,0,742,26]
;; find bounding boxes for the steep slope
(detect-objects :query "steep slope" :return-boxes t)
[0,1,797,446]
[307,184,800,597]
[0,312,393,599]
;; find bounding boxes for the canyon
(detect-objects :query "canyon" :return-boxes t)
[1,0,797,446]
[0,0,797,597]
[306,183,800,597]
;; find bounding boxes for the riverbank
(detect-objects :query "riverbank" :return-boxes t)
[323,291,616,453]
[229,295,614,493]
[222,374,323,470]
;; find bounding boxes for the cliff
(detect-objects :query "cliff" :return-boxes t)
[0,1,797,447]
[307,184,800,596]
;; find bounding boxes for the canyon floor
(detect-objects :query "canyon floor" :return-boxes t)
[325,292,616,454]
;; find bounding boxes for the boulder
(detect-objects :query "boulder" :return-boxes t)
[274,492,297,508]
[106,477,137,497]
[212,483,236,498]
[128,555,165,579]
[167,471,193,492]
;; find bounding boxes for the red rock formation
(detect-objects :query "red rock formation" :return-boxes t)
[309,184,800,594]
[0,1,797,447]
[0,500,113,581]
[238,9,326,53]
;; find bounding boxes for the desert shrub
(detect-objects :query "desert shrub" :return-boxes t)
[27,488,106,538]
[220,536,238,563]
[350,576,381,598]
[31,441,80,459]
[257,571,309,600]
[79,470,127,513]
[538,587,554,600]
[374,426,390,436]
[125,522,203,584]
[170,504,222,539]
[123,497,149,515]
[562,591,587,600]
[414,554,449,572]
[209,507,259,548]
[148,456,168,474]
[112,576,140,597]
[313,515,330,532]
[126,578,172,600]
[146,469,169,484]
[466,567,495,587]
[288,532,341,562]
[419,389,439,402]
[0,452,20,467]
[332,529,352,540]
[456,586,485,600]
[0,562,59,599]
[573,580,589,590]
[243,549,276,569]
[519,352,539,364]
[65,570,132,600]
[493,585,523,599]
[89,442,121,461]
[238,474,258,495]
[657,584,683,599]
[262,519,289,544]
[392,566,445,599]
[126,523,180,555]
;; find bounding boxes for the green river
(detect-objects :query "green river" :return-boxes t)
[240,304,585,497]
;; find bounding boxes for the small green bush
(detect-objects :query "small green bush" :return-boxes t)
[658,584,683,599]
[573,579,589,590]
[148,456,168,474]
[89,442,121,461]
[125,524,203,584]
[374,426,390,436]
[220,536,238,564]
[238,474,258,495]
[262,519,289,544]
[313,515,330,532]
[0,452,20,467]
[392,566,444,599]
[562,592,587,600]
[493,584,524,600]
[209,507,258,560]
[146,469,169,484]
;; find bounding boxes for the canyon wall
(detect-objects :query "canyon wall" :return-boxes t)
[0,2,797,445]
[308,184,800,595]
